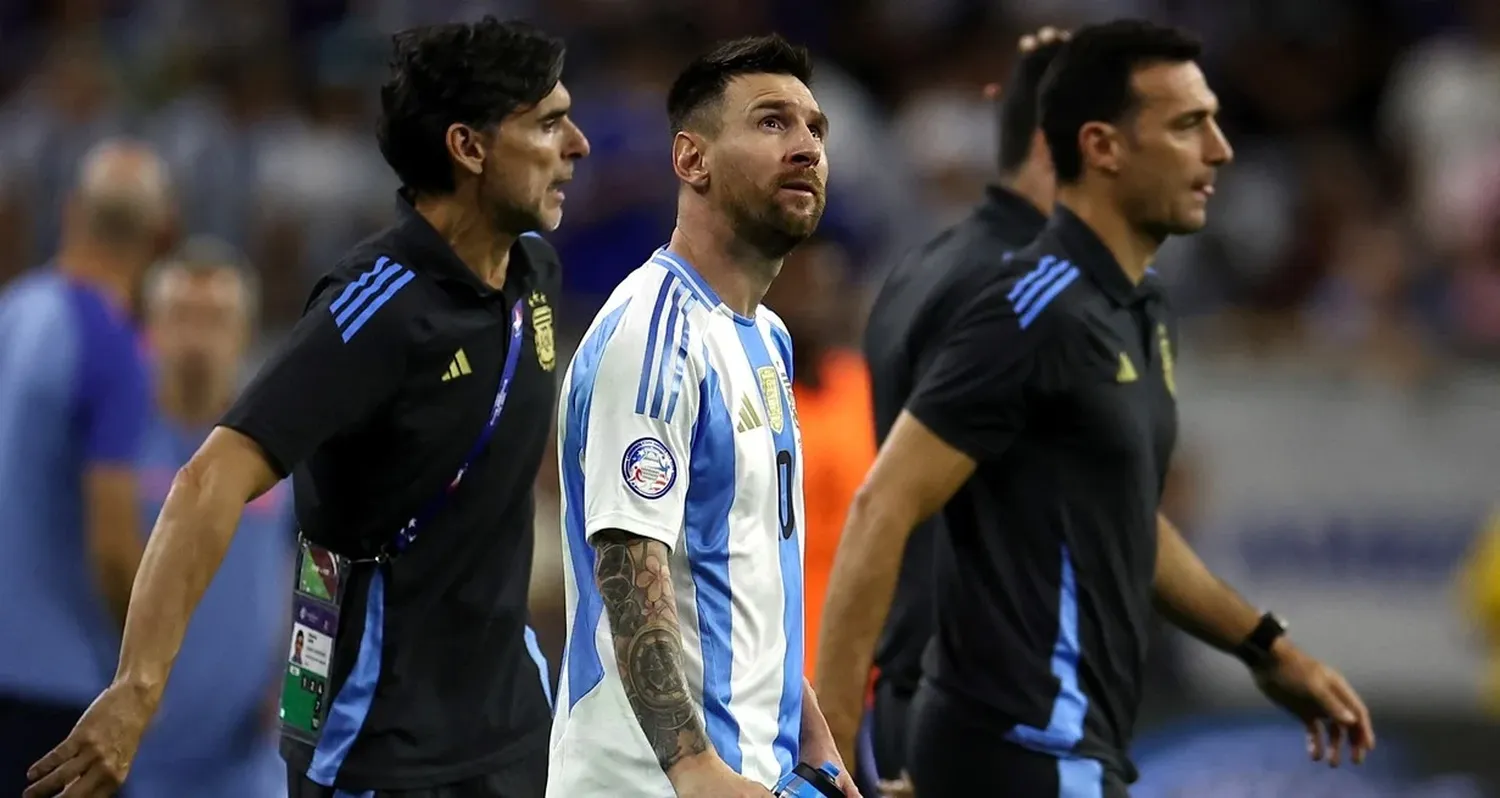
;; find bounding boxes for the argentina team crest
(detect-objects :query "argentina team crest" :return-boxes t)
[757,366,785,434]
[528,290,555,372]
[622,437,676,499]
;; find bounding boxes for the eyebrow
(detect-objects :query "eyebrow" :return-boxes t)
[538,105,570,123]
[750,99,829,132]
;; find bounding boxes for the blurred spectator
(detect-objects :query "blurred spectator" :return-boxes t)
[763,236,876,682]
[1459,506,1500,715]
[130,237,289,798]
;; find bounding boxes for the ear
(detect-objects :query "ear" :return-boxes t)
[445,123,486,179]
[672,131,710,190]
[1078,121,1123,177]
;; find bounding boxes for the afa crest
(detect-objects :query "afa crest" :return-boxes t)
[528,291,555,372]
[757,366,785,434]
[1157,323,1176,397]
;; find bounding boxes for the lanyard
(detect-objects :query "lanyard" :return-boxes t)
[381,298,526,560]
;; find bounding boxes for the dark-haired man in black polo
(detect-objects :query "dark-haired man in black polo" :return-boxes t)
[816,20,1374,797]
[27,18,589,798]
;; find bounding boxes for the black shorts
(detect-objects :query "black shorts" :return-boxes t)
[286,751,547,798]
[871,678,915,780]
[906,684,1129,798]
[0,692,87,798]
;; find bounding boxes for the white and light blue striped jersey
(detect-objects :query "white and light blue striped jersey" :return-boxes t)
[548,247,808,796]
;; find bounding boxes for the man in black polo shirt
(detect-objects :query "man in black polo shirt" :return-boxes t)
[815,20,1374,797]
[26,18,589,798]
[833,29,1068,793]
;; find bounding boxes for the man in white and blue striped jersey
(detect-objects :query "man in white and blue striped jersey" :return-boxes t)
[549,35,860,798]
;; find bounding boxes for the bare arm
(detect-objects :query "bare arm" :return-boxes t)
[114,427,279,698]
[813,411,977,761]
[592,529,711,777]
[1151,513,1261,653]
[83,466,146,629]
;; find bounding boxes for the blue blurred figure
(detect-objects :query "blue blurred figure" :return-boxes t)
[0,140,167,795]
[127,238,292,798]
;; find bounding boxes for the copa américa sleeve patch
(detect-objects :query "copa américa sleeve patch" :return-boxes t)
[621,437,677,499]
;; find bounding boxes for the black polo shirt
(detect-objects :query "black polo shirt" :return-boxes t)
[219,195,561,789]
[863,185,1048,695]
[904,206,1178,781]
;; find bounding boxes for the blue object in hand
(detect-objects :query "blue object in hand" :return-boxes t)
[775,762,844,798]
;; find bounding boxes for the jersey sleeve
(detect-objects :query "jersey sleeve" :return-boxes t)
[219,259,417,477]
[75,309,149,465]
[904,275,1056,462]
[580,294,701,551]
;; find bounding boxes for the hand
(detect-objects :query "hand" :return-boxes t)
[1253,640,1376,767]
[825,763,863,798]
[876,770,915,798]
[669,753,776,798]
[798,728,862,797]
[25,680,158,797]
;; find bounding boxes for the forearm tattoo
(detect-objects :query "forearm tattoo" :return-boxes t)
[594,530,708,772]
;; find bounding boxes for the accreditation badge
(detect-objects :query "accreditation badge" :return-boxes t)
[278,537,347,744]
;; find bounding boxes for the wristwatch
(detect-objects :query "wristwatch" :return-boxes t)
[1234,612,1288,670]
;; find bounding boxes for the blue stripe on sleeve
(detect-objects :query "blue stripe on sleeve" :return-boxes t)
[329,257,389,315]
[560,303,632,711]
[664,311,693,424]
[1010,258,1071,315]
[333,260,402,327]
[684,357,743,772]
[1019,267,1080,329]
[1007,255,1057,303]
[635,276,675,415]
[341,269,414,342]
[650,285,686,418]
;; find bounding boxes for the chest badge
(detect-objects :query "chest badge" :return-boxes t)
[1157,323,1176,396]
[1116,352,1138,383]
[757,366,785,434]
[528,290,556,372]
[442,348,473,381]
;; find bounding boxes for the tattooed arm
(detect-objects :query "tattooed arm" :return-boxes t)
[593,529,773,796]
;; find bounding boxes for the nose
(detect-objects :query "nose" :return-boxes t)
[566,118,591,160]
[1205,118,1233,167]
[786,124,822,169]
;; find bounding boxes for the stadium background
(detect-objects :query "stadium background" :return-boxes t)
[2,0,1498,794]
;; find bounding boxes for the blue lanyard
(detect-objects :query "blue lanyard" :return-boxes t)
[383,298,526,559]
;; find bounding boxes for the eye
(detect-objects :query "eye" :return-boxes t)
[760,116,785,132]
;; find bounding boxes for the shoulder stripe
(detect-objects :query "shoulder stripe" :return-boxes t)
[649,284,689,419]
[635,274,677,415]
[1016,259,1080,329]
[1007,255,1061,304]
[664,310,693,423]
[650,254,713,307]
[335,259,414,342]
[330,257,390,314]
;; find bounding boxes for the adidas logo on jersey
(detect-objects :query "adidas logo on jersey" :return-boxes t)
[442,348,473,381]
[1116,352,1138,383]
[735,394,763,433]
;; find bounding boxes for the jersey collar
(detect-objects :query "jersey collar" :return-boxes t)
[1047,205,1147,307]
[392,190,529,298]
[977,184,1048,241]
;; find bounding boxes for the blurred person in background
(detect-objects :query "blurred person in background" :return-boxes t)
[0,140,171,795]
[822,28,1068,797]
[127,238,292,798]
[762,234,876,687]
[817,21,1375,797]
[1459,505,1500,715]
[26,18,587,798]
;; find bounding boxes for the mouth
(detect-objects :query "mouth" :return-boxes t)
[549,176,571,199]
[780,179,819,197]
[1191,181,1214,200]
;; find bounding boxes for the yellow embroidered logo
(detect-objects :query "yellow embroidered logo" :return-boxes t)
[442,348,472,381]
[529,291,555,372]
[758,366,784,434]
[1116,352,1138,384]
[735,394,763,433]
[1157,324,1176,396]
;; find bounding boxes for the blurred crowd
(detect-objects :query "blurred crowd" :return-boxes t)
[0,0,1498,386]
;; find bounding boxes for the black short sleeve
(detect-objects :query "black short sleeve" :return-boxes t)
[904,277,1055,462]
[219,266,416,477]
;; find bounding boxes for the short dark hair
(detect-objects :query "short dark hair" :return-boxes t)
[376,17,565,196]
[997,40,1067,175]
[666,34,814,135]
[1038,20,1202,183]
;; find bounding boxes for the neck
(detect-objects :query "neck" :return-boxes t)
[414,192,515,290]
[999,161,1055,218]
[157,375,233,428]
[55,241,139,309]
[1053,185,1159,284]
[668,199,781,317]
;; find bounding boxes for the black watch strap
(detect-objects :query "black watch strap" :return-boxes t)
[1234,612,1288,669]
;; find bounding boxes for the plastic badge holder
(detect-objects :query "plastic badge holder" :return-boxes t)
[774,761,845,798]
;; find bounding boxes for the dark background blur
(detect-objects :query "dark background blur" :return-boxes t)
[1,0,1497,795]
